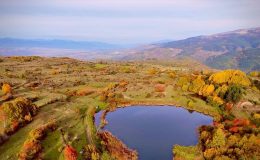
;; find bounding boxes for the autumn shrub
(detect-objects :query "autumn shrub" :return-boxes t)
[120,66,136,73]
[154,84,166,92]
[83,144,100,160]
[147,68,158,75]
[199,121,260,160]
[206,96,222,108]
[64,145,78,160]
[2,83,12,95]
[168,72,176,79]
[100,152,114,160]
[76,87,95,96]
[249,71,259,77]
[176,76,190,87]
[224,103,233,111]
[145,93,152,98]
[210,128,226,148]
[199,84,215,97]
[18,139,42,160]
[100,82,127,105]
[187,100,195,109]
[98,131,138,160]
[2,97,37,124]
[204,148,216,159]
[18,121,57,160]
[223,85,244,103]
[181,84,189,91]
[188,75,205,93]
[173,145,203,160]
[209,70,251,86]
[215,84,228,98]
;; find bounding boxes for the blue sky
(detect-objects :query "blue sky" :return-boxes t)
[0,0,260,44]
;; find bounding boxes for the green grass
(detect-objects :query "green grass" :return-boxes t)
[173,145,203,160]
[94,63,108,70]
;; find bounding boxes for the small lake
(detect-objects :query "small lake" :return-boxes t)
[95,106,212,160]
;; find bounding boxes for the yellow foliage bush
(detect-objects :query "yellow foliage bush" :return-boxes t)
[249,71,259,77]
[199,84,215,97]
[204,148,216,159]
[189,75,205,93]
[177,76,190,87]
[253,113,260,119]
[147,68,158,75]
[212,96,224,105]
[168,72,176,78]
[209,70,251,86]
[215,84,228,97]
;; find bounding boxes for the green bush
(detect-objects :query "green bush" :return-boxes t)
[224,85,244,103]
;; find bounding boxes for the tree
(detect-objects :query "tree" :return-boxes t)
[224,85,244,103]
[18,139,42,160]
[189,75,205,93]
[2,83,12,95]
[64,145,78,160]
[210,128,226,148]
[215,84,228,98]
[209,70,251,86]
[2,97,37,123]
[199,84,215,97]
[177,76,189,87]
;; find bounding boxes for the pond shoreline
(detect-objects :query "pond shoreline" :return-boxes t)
[98,101,218,129]
[95,104,213,160]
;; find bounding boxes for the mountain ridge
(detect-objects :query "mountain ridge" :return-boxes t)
[120,27,260,72]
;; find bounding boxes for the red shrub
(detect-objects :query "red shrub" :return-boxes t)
[11,120,19,132]
[225,103,233,111]
[233,118,250,127]
[64,145,78,160]
[229,126,239,133]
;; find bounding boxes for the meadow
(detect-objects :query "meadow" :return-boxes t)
[0,56,259,160]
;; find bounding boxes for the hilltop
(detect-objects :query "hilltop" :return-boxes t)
[119,27,260,72]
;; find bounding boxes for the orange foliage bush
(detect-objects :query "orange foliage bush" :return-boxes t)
[229,126,239,133]
[11,120,19,132]
[225,103,233,111]
[154,84,166,92]
[98,131,138,160]
[64,145,78,160]
[24,114,33,122]
[233,118,250,127]
[18,140,42,160]
[2,83,12,95]
[76,88,95,96]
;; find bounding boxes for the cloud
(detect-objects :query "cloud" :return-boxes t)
[0,0,260,43]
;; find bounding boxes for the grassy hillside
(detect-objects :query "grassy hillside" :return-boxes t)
[0,56,259,160]
[205,48,260,72]
[121,27,260,72]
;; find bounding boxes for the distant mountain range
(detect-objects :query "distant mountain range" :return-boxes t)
[0,38,125,51]
[0,27,259,71]
[120,27,260,72]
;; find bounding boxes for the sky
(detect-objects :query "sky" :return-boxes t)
[0,0,260,44]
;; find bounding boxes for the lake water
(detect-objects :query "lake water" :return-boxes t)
[95,106,212,160]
